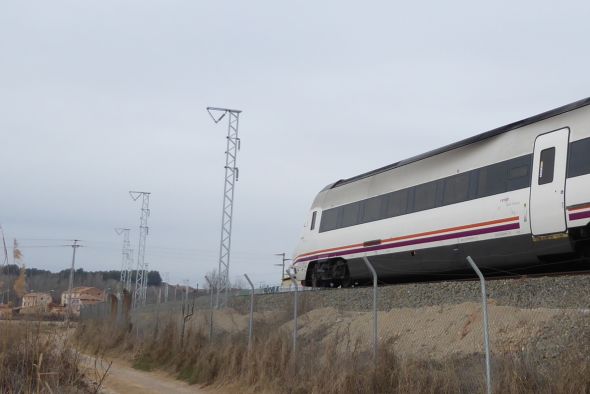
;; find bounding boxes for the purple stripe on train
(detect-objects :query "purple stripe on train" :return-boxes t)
[569,210,590,221]
[295,222,520,264]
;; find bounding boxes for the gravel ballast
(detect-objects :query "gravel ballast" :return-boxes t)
[228,274,590,312]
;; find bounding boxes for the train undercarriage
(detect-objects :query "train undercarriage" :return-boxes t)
[303,225,590,288]
[305,259,352,288]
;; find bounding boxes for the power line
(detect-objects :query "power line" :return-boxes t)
[18,238,72,242]
[17,237,274,257]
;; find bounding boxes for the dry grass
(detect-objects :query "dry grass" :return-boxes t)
[0,319,89,393]
[75,312,590,394]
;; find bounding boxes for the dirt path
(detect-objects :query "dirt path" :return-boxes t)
[81,355,219,394]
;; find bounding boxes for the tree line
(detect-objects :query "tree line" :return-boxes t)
[1,264,162,286]
[0,265,162,305]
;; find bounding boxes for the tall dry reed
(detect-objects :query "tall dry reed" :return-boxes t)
[0,320,88,393]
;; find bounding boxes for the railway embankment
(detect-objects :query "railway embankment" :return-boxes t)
[80,273,590,393]
[229,273,590,312]
[227,273,590,364]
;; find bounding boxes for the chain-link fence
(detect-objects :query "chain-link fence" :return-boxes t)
[78,264,590,393]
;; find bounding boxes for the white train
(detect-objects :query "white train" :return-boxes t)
[292,98,590,287]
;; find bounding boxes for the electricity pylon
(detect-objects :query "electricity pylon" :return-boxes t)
[207,107,242,308]
[129,191,151,308]
[115,228,133,291]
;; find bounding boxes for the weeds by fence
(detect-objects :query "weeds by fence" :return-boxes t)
[76,272,590,393]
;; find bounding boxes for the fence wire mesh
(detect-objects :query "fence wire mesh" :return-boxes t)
[78,271,590,393]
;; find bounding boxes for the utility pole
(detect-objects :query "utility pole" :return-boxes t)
[274,252,291,284]
[207,106,242,308]
[66,240,81,325]
[115,228,132,292]
[130,191,151,308]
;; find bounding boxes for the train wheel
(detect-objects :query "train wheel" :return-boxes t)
[341,269,352,288]
[311,267,321,288]
[332,259,352,287]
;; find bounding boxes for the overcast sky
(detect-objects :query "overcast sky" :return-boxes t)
[1,1,589,287]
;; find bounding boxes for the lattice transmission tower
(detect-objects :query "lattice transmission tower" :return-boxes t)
[207,107,242,308]
[115,228,133,292]
[129,191,151,308]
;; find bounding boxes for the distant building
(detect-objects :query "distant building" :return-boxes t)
[21,292,52,314]
[48,304,65,318]
[0,304,12,319]
[61,286,106,315]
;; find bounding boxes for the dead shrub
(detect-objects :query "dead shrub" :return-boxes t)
[0,320,88,392]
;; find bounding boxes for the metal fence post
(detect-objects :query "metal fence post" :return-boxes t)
[362,256,378,365]
[205,275,214,341]
[243,274,255,350]
[287,268,298,360]
[467,256,492,394]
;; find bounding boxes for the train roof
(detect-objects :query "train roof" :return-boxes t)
[329,97,590,190]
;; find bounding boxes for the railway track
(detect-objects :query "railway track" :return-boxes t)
[299,261,590,291]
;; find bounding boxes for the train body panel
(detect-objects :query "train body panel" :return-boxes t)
[292,98,590,286]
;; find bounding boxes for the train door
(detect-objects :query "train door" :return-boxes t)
[530,128,570,236]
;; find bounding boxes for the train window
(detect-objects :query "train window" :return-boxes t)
[317,153,533,233]
[477,162,507,197]
[509,165,528,179]
[443,173,469,205]
[507,166,530,190]
[362,196,383,223]
[468,170,480,200]
[384,189,408,218]
[568,137,590,178]
[319,207,339,232]
[538,147,555,185]
[340,202,360,228]
[413,181,437,212]
[506,155,531,191]
[310,211,317,230]
[434,179,445,207]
